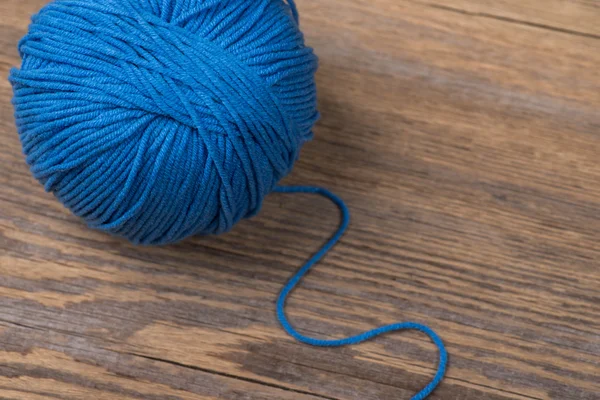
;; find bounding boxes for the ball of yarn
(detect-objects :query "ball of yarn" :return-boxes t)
[10,0,318,244]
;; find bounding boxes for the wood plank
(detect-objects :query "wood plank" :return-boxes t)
[1,0,599,399]
[415,0,600,38]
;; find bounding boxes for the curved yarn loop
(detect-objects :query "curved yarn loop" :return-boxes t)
[274,185,448,400]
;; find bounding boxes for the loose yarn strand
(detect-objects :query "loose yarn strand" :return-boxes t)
[274,185,448,400]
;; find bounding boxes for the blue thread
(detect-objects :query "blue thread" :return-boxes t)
[275,186,447,400]
[10,0,447,397]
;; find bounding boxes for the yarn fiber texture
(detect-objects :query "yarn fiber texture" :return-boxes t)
[10,0,318,245]
[10,1,448,398]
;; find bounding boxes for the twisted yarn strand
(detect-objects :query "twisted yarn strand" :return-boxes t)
[275,186,447,400]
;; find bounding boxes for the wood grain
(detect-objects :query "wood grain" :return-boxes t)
[1,0,599,399]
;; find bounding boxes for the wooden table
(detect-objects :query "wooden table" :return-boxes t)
[1,1,599,399]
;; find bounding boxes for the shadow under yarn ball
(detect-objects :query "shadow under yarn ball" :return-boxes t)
[10,0,318,245]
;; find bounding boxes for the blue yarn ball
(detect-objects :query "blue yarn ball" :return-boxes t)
[10,0,318,245]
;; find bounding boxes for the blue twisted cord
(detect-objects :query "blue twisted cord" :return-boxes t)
[274,185,448,400]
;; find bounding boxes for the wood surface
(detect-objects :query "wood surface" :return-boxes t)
[1,0,599,399]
